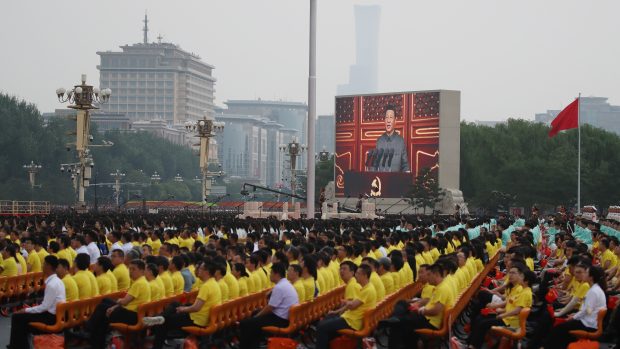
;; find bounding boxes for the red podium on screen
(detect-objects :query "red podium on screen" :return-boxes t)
[344,171,412,198]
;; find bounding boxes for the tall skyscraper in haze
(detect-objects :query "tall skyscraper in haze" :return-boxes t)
[337,5,381,95]
[97,14,216,124]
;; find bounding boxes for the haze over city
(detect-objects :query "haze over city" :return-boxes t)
[1,0,619,121]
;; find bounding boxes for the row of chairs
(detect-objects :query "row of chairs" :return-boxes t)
[0,272,45,308]
[415,252,502,345]
[262,285,346,337]
[336,280,425,342]
[182,288,272,338]
[109,291,199,346]
[29,291,127,332]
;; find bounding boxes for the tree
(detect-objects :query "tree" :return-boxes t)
[408,167,445,214]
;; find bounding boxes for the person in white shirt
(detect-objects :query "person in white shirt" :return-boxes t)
[121,232,134,255]
[108,231,123,255]
[85,230,102,264]
[72,235,89,255]
[541,264,608,349]
[8,255,66,349]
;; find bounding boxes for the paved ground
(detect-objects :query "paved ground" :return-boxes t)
[0,315,10,347]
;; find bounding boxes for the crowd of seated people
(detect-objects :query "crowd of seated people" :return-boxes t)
[0,211,617,349]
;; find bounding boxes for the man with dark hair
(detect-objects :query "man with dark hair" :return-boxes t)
[86,259,150,349]
[71,235,89,255]
[373,104,409,172]
[111,249,130,291]
[315,263,377,348]
[57,258,79,301]
[85,230,101,264]
[239,262,298,349]
[145,263,163,300]
[157,256,174,297]
[74,253,98,299]
[170,255,185,295]
[94,256,116,295]
[8,255,65,349]
[387,263,454,349]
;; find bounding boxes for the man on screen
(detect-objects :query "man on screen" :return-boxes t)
[374,104,410,172]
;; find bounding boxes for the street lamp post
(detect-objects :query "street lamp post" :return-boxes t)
[318,146,330,162]
[151,171,161,183]
[110,169,126,208]
[185,114,225,203]
[56,74,111,211]
[279,136,307,204]
[23,161,42,189]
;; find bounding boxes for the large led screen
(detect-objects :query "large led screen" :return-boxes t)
[334,91,442,198]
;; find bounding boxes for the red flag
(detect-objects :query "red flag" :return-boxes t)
[548,98,579,137]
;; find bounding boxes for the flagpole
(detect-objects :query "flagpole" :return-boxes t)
[577,93,581,214]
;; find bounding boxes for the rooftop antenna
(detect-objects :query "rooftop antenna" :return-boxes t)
[157,34,163,44]
[143,11,149,44]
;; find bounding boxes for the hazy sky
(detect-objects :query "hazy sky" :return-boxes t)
[1,0,618,121]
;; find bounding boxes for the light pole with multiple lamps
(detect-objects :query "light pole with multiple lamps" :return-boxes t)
[185,114,225,203]
[23,161,42,189]
[110,170,126,208]
[56,74,111,211]
[151,171,161,183]
[279,136,307,204]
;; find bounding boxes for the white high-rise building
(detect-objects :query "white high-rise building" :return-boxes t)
[97,15,216,124]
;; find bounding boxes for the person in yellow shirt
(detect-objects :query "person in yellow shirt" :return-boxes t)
[246,255,265,291]
[378,257,395,295]
[318,254,335,292]
[600,238,618,271]
[416,264,435,307]
[232,262,250,296]
[57,258,79,301]
[217,258,239,299]
[169,256,185,295]
[287,264,306,302]
[73,254,95,299]
[215,263,229,301]
[0,244,19,276]
[315,263,377,348]
[361,257,386,300]
[57,236,73,268]
[554,262,590,318]
[15,250,27,275]
[34,238,50,262]
[144,259,222,349]
[94,256,116,295]
[156,256,174,297]
[341,261,362,302]
[85,260,150,349]
[111,249,130,291]
[390,256,404,290]
[386,263,455,348]
[301,256,318,301]
[23,238,42,273]
[145,263,164,300]
[465,264,533,348]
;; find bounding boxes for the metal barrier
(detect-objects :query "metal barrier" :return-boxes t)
[0,201,50,215]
